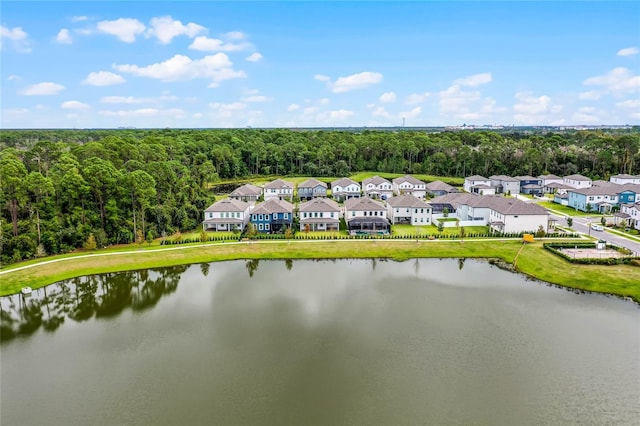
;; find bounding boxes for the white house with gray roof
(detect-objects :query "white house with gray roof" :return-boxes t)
[610,174,640,185]
[362,176,393,200]
[464,175,495,195]
[392,175,427,199]
[330,178,361,201]
[386,194,432,225]
[229,183,263,203]
[263,179,294,201]
[298,198,341,231]
[563,174,592,189]
[425,180,458,197]
[344,197,389,233]
[489,175,520,195]
[620,202,640,230]
[203,198,251,231]
[488,198,550,234]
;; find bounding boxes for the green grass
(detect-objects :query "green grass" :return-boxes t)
[348,172,463,186]
[538,201,601,217]
[437,218,459,222]
[2,239,638,301]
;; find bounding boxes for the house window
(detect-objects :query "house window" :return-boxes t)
[352,212,355,217]
[304,212,307,218]
[258,224,264,231]
[331,212,334,218]
[421,218,424,223]
[314,212,318,217]
[414,218,417,223]
[273,213,277,220]
[265,223,270,230]
[396,208,399,212]
[284,213,288,219]
[252,214,256,221]
[421,209,424,213]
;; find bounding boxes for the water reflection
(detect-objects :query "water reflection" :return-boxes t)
[0,266,187,343]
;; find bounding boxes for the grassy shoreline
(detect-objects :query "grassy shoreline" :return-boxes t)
[2,239,639,302]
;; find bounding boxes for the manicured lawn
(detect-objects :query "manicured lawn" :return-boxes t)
[2,239,639,302]
[538,201,600,217]
[391,224,490,236]
[348,172,464,186]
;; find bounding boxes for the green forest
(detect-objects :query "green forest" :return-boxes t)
[1,128,638,264]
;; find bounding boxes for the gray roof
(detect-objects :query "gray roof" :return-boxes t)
[425,180,456,191]
[539,174,562,180]
[570,184,619,196]
[251,199,294,215]
[363,176,391,186]
[564,174,591,181]
[514,175,540,181]
[392,175,426,186]
[431,193,548,216]
[230,183,263,197]
[298,198,340,213]
[490,175,519,182]
[298,178,327,189]
[465,175,489,181]
[264,178,294,189]
[611,174,639,179]
[205,198,249,213]
[386,194,431,208]
[331,177,359,188]
[345,197,386,211]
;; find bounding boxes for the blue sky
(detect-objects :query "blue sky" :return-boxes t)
[1,1,639,128]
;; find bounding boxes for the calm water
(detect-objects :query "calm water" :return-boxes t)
[1,259,639,425]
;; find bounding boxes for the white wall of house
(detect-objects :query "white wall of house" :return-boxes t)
[621,204,640,230]
[611,176,640,185]
[346,207,387,220]
[489,210,548,233]
[264,187,293,200]
[463,178,491,193]
[387,205,431,225]
[333,183,361,195]
[563,177,592,189]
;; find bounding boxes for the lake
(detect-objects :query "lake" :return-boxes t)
[1,259,639,425]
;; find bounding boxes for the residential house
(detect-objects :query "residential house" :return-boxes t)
[386,194,432,225]
[489,175,520,195]
[229,183,263,203]
[362,176,393,200]
[429,193,478,216]
[250,199,294,233]
[563,174,592,189]
[298,198,341,232]
[263,179,294,201]
[330,178,361,202]
[514,175,543,196]
[539,174,563,187]
[488,198,550,234]
[298,178,328,201]
[463,175,495,195]
[610,174,640,185]
[620,203,640,230]
[568,184,619,213]
[203,198,251,232]
[425,180,458,197]
[539,174,569,194]
[392,175,427,199]
[344,197,390,234]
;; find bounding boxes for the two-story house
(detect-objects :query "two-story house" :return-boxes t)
[620,202,640,230]
[610,174,640,185]
[330,178,361,202]
[463,175,495,195]
[250,199,294,233]
[514,175,543,196]
[229,183,263,203]
[298,198,341,232]
[425,180,458,197]
[362,176,393,200]
[563,174,592,189]
[392,175,427,199]
[203,198,251,232]
[344,197,389,234]
[386,194,432,225]
[263,179,294,201]
[297,178,328,201]
[488,198,550,234]
[489,175,520,195]
[568,184,618,213]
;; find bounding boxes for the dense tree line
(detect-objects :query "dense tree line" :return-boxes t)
[0,128,638,264]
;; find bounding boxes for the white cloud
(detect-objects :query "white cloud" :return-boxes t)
[223,31,247,40]
[61,100,90,110]
[327,109,354,121]
[188,36,251,52]
[583,67,640,96]
[114,53,246,86]
[379,92,396,103]
[303,106,319,115]
[405,92,430,105]
[287,104,300,112]
[83,71,126,86]
[19,82,64,96]
[242,95,270,103]
[372,106,393,119]
[330,71,383,93]
[318,98,330,105]
[571,107,600,124]
[579,91,601,100]
[99,108,185,118]
[512,91,564,125]
[616,99,640,109]
[208,102,248,119]
[56,28,72,44]
[71,16,89,22]
[7,75,21,81]
[400,106,422,120]
[246,52,263,62]
[193,112,203,119]
[439,85,481,114]
[453,72,492,87]
[1,25,31,52]
[314,74,330,82]
[100,96,151,104]
[97,18,146,43]
[617,47,639,57]
[366,103,376,109]
[146,16,206,44]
